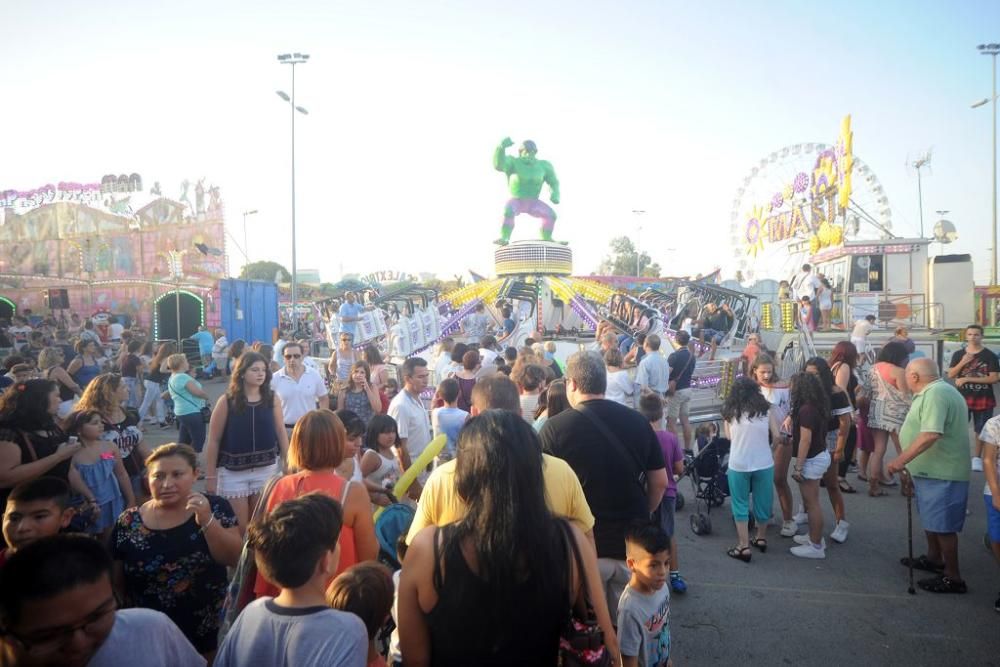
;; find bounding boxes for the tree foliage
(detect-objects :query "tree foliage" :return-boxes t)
[597,236,661,277]
[240,261,290,282]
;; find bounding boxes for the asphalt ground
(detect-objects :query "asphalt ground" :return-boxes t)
[668,461,998,666]
[155,379,998,665]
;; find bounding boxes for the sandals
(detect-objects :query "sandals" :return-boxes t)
[750,537,768,553]
[868,488,888,497]
[880,477,899,487]
[900,555,945,573]
[917,574,967,594]
[838,479,858,494]
[857,474,869,482]
[727,546,752,562]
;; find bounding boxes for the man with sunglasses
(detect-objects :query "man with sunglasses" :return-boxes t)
[272,341,329,431]
[0,535,203,666]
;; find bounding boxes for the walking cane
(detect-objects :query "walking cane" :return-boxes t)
[901,469,915,595]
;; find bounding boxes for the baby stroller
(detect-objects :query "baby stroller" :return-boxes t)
[374,501,415,570]
[682,436,732,536]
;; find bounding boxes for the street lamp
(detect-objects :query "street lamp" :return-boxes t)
[277,52,310,335]
[973,42,999,285]
[242,209,258,271]
[632,209,646,277]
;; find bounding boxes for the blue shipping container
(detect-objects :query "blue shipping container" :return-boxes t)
[219,279,279,346]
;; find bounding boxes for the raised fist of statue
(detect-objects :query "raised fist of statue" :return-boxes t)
[500,137,514,149]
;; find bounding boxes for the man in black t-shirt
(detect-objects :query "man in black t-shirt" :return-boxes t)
[947,324,1000,472]
[539,350,667,618]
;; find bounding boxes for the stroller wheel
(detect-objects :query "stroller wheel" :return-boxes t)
[699,514,712,535]
[689,514,703,535]
[675,492,685,511]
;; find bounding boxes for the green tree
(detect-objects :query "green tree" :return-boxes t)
[597,236,661,277]
[240,261,290,282]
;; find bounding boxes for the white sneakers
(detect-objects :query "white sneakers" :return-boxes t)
[790,543,826,559]
[793,534,826,548]
[972,457,984,472]
[830,520,849,544]
[792,510,808,525]
[780,520,798,537]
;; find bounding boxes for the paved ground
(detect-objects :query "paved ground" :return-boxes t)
[669,465,998,666]
[158,381,998,665]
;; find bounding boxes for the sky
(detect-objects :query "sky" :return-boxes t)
[2,0,999,284]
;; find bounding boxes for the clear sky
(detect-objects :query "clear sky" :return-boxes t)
[2,0,999,283]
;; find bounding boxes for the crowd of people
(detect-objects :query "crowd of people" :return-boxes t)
[0,303,999,666]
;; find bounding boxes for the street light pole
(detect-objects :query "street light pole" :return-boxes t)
[975,43,1000,285]
[277,52,309,335]
[242,209,258,272]
[632,209,646,277]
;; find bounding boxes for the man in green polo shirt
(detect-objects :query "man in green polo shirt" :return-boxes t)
[888,357,971,594]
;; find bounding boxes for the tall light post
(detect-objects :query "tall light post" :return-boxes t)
[277,52,310,334]
[632,209,646,276]
[973,42,999,285]
[241,209,258,272]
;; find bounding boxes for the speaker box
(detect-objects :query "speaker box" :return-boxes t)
[45,288,70,310]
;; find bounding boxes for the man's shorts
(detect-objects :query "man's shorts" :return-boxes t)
[800,450,831,480]
[700,328,725,344]
[984,494,1000,543]
[656,495,676,539]
[913,477,969,534]
[666,388,691,421]
[970,409,994,437]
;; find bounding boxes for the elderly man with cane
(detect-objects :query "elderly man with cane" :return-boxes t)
[888,357,971,593]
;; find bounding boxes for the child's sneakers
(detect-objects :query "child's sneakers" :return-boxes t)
[780,521,798,537]
[790,542,826,559]
[830,520,850,544]
[669,572,687,594]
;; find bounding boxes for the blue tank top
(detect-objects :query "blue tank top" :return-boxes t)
[218,399,279,471]
[74,357,101,388]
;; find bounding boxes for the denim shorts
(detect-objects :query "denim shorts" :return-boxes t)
[970,409,994,437]
[657,495,676,539]
[800,450,831,480]
[985,495,1000,543]
[913,477,969,534]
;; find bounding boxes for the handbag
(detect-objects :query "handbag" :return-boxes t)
[217,473,282,644]
[171,378,211,423]
[557,520,612,667]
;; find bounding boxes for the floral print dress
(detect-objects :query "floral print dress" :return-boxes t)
[111,495,237,653]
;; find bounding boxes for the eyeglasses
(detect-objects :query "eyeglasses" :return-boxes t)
[284,353,302,359]
[4,597,116,655]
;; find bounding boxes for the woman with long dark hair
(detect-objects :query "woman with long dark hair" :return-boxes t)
[533,379,570,431]
[336,360,381,429]
[204,351,288,529]
[721,376,775,561]
[0,379,80,508]
[787,372,831,559]
[363,343,389,392]
[748,353,797,538]
[865,341,911,496]
[828,341,860,492]
[399,410,617,666]
[803,357,853,545]
[138,341,175,427]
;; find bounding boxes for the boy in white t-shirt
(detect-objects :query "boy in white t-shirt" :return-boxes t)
[618,522,673,667]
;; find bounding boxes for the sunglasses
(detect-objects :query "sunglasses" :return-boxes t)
[284,353,302,359]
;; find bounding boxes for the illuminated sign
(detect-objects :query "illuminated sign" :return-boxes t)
[744,116,854,258]
[1,173,143,211]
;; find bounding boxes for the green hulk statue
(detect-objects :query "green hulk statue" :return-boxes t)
[493,137,562,245]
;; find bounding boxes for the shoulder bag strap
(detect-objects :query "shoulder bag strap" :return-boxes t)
[558,519,590,612]
[340,478,353,505]
[17,429,39,461]
[576,404,647,494]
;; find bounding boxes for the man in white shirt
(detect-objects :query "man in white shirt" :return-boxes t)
[477,335,500,378]
[850,314,877,354]
[108,318,125,344]
[272,341,329,429]
[792,263,822,329]
[461,303,490,340]
[433,337,455,383]
[272,331,289,365]
[635,334,671,396]
[388,357,432,459]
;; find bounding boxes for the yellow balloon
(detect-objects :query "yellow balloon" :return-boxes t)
[373,434,447,520]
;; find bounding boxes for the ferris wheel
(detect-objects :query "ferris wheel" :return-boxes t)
[727,141,894,284]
